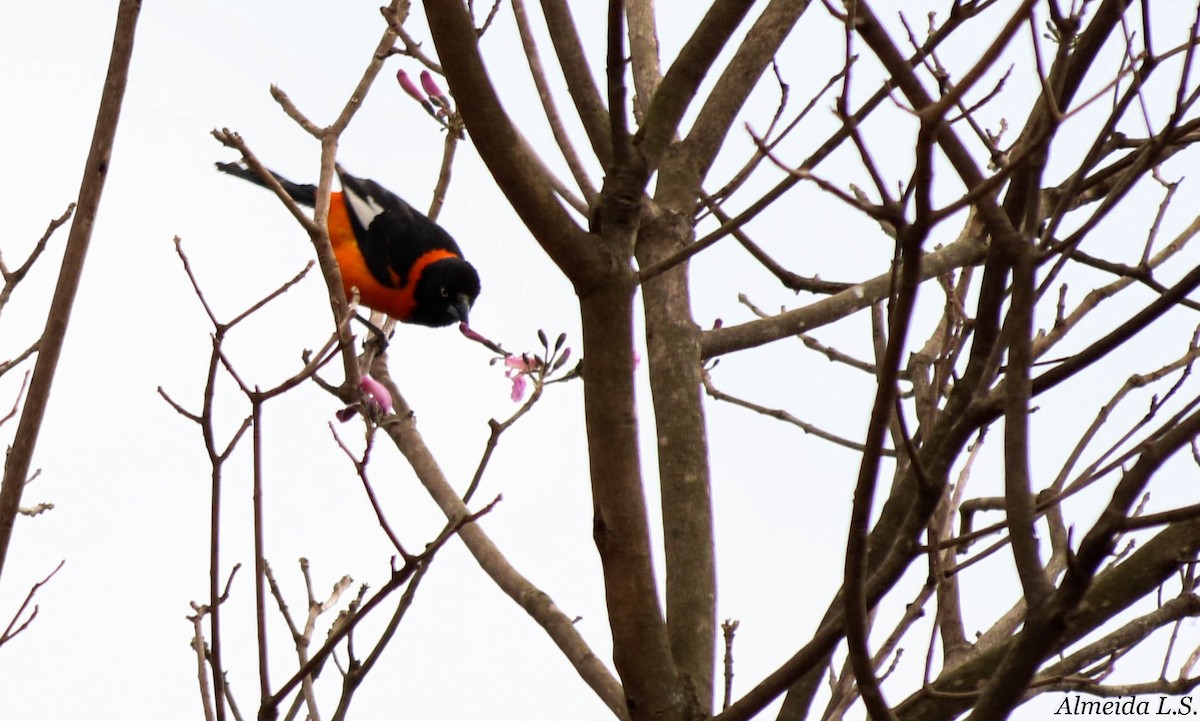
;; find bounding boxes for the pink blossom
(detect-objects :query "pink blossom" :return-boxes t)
[509,373,528,402]
[505,355,542,403]
[505,355,542,373]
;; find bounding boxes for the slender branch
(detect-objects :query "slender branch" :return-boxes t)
[0,560,64,647]
[211,133,319,236]
[462,383,545,505]
[0,342,39,383]
[634,0,756,167]
[707,59,845,207]
[0,204,74,319]
[639,186,853,289]
[381,5,443,73]
[328,3,402,136]
[721,619,739,711]
[608,0,632,166]
[842,127,933,721]
[921,0,1038,120]
[251,401,270,708]
[269,85,323,138]
[0,0,141,583]
[330,564,431,721]
[968,403,1200,721]
[703,235,987,359]
[1003,238,1053,604]
[701,369,892,455]
[513,0,598,203]
[330,425,410,558]
[369,359,628,719]
[677,0,812,188]
[625,0,662,122]
[539,0,613,166]
[424,0,597,283]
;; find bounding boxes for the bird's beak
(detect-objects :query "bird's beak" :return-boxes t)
[449,294,472,324]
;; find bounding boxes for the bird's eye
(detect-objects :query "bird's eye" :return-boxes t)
[440,287,449,298]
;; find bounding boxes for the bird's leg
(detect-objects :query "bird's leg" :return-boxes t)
[354,313,392,355]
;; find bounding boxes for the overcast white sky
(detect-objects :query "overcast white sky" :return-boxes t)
[2,2,1199,720]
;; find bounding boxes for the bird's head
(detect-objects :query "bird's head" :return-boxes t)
[411,257,482,327]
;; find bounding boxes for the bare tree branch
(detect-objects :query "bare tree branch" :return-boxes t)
[0,0,141,581]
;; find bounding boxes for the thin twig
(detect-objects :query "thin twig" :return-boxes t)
[330,424,410,558]
[722,619,740,711]
[701,368,892,455]
[0,560,64,647]
[0,204,75,318]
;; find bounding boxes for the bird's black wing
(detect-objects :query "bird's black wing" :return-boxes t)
[337,170,464,289]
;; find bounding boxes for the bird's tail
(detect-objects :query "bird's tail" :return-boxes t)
[215,162,318,208]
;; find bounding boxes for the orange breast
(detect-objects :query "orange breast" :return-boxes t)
[326,193,456,321]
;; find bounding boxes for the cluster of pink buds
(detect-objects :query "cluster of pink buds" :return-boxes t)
[460,324,575,403]
[397,69,453,126]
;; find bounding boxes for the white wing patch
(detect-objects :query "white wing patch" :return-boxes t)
[343,184,386,229]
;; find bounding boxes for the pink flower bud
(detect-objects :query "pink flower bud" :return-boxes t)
[460,322,486,343]
[360,375,394,415]
[551,346,572,372]
[420,70,444,98]
[396,70,425,102]
[420,70,451,110]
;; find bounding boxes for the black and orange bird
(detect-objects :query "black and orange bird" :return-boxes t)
[217,162,480,327]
